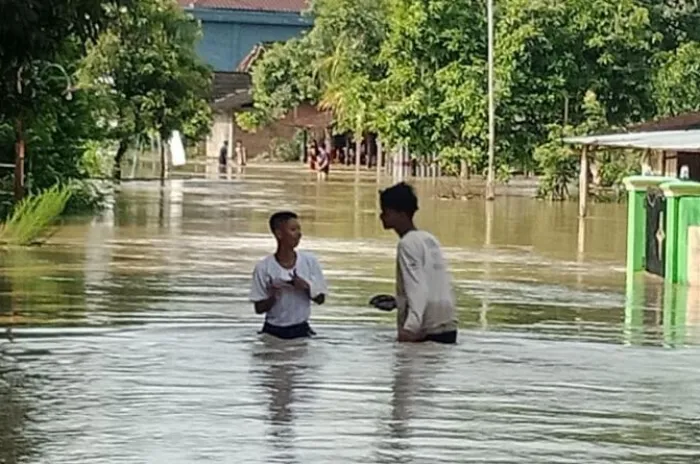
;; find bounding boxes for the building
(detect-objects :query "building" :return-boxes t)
[179,0,332,163]
[179,0,312,72]
[563,111,700,217]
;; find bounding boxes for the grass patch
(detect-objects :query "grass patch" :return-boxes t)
[0,184,73,246]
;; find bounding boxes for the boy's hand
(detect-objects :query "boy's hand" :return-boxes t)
[266,278,283,300]
[291,270,311,295]
[397,328,425,343]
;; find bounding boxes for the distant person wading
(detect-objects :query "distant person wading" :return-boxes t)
[219,140,228,173]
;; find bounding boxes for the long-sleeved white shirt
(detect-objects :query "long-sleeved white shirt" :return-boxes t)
[395,230,458,335]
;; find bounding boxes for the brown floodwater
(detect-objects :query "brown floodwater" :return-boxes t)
[2,164,700,464]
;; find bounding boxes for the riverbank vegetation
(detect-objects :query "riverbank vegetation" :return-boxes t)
[0,0,212,239]
[240,0,700,199]
[0,185,72,247]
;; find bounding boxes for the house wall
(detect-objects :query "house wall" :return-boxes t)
[185,8,312,71]
[207,103,326,162]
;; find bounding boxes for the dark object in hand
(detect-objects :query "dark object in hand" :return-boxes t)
[369,294,397,312]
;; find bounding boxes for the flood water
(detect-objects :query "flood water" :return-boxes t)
[2,164,700,463]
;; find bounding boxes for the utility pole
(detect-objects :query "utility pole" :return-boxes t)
[485,0,496,201]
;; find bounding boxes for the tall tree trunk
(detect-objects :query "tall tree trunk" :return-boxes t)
[113,140,128,183]
[160,135,166,187]
[13,118,25,201]
[365,133,372,169]
[355,135,361,173]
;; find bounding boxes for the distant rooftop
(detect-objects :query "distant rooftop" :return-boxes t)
[629,112,700,133]
[178,0,308,13]
[236,42,278,72]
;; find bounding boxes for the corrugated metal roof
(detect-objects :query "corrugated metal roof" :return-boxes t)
[563,130,700,152]
[178,0,307,13]
[629,112,700,133]
[213,90,254,111]
[212,72,251,100]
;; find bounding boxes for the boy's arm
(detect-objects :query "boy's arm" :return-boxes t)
[309,256,328,305]
[397,241,428,340]
[249,264,276,314]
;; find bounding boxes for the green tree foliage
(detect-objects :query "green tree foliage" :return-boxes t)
[237,37,320,131]
[80,0,213,179]
[653,41,700,116]
[0,0,129,119]
[211,0,700,196]
[0,0,213,222]
[534,90,609,200]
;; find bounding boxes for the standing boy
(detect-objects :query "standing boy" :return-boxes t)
[379,182,458,344]
[316,142,330,181]
[249,211,328,339]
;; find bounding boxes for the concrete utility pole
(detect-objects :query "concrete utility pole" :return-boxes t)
[485,0,496,201]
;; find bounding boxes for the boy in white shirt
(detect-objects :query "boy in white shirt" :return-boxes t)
[379,182,458,344]
[249,211,328,339]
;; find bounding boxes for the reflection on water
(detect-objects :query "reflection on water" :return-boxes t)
[624,272,700,348]
[252,337,315,464]
[2,164,700,462]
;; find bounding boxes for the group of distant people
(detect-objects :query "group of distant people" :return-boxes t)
[249,182,458,344]
[219,140,247,172]
[305,138,377,181]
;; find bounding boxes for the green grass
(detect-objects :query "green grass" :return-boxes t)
[0,185,73,246]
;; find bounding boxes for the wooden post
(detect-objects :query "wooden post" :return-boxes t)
[376,138,383,179]
[13,118,25,201]
[396,147,403,181]
[325,128,332,154]
[159,133,167,187]
[385,150,390,177]
[365,134,372,169]
[662,150,667,176]
[227,111,234,163]
[301,130,308,163]
[579,145,590,217]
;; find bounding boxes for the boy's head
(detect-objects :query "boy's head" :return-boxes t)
[269,211,302,249]
[379,182,418,231]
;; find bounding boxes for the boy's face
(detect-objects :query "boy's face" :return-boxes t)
[274,218,302,248]
[380,207,401,230]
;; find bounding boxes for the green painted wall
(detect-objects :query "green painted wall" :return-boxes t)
[626,191,646,274]
[675,197,700,284]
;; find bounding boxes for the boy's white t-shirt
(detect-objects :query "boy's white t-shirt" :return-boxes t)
[395,230,458,335]
[249,251,328,327]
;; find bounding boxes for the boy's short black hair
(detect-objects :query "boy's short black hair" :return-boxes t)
[379,182,419,216]
[269,211,298,233]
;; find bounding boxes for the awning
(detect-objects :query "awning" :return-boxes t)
[212,90,253,111]
[563,129,700,152]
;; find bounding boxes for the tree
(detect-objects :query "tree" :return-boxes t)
[239,0,700,193]
[0,0,131,200]
[653,41,700,116]
[239,0,389,162]
[236,37,320,131]
[80,0,212,183]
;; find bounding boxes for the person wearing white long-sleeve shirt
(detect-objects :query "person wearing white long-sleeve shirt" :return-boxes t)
[379,182,458,344]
